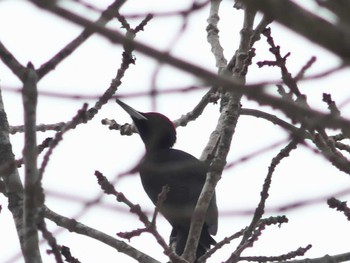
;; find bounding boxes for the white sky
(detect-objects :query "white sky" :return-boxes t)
[1,1,350,262]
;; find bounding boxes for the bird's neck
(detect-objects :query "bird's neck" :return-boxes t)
[145,145,171,153]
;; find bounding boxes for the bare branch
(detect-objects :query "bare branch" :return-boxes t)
[94,171,185,263]
[0,89,25,257]
[240,108,311,139]
[316,0,350,29]
[243,0,350,62]
[122,0,210,19]
[183,5,263,261]
[200,216,288,262]
[294,56,317,81]
[240,244,312,262]
[3,84,208,102]
[173,88,218,128]
[279,251,350,263]
[28,1,350,134]
[2,1,350,262]
[38,12,149,175]
[37,218,64,263]
[259,27,302,97]
[0,41,26,80]
[39,103,88,176]
[322,93,341,118]
[103,87,218,134]
[22,62,43,263]
[43,206,161,263]
[206,0,228,70]
[184,91,242,261]
[9,123,65,134]
[37,0,127,79]
[327,197,350,221]
[227,139,299,262]
[60,246,80,263]
[313,131,350,174]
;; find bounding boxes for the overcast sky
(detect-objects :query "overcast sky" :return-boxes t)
[1,1,350,262]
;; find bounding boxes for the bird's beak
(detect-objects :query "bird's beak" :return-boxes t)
[116,99,147,120]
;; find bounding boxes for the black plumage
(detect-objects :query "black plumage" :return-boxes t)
[116,99,218,261]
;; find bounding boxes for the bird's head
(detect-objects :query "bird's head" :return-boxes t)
[116,99,177,151]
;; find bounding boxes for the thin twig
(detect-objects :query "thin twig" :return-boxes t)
[37,0,127,79]
[39,103,89,176]
[60,246,81,263]
[279,252,350,263]
[200,216,288,262]
[9,123,65,134]
[239,244,312,262]
[294,56,317,81]
[37,217,64,263]
[322,93,341,117]
[173,87,218,128]
[94,171,185,263]
[227,139,299,263]
[327,197,350,221]
[240,108,311,139]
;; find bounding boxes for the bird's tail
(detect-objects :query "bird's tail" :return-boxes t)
[170,224,216,262]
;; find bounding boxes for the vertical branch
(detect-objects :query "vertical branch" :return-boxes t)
[183,92,241,263]
[206,0,227,71]
[22,62,43,263]
[200,0,228,163]
[183,5,257,263]
[182,2,228,260]
[0,89,26,255]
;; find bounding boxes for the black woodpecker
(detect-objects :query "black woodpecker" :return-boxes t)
[116,99,218,261]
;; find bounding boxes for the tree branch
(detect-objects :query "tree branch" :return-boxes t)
[36,0,127,79]
[0,88,25,259]
[22,62,43,263]
[28,0,350,134]
[0,41,26,81]
[242,0,350,62]
[9,122,65,134]
[43,206,161,263]
[183,5,266,261]
[240,108,311,139]
[94,171,186,263]
[206,0,227,70]
[279,251,350,263]
[227,139,299,262]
